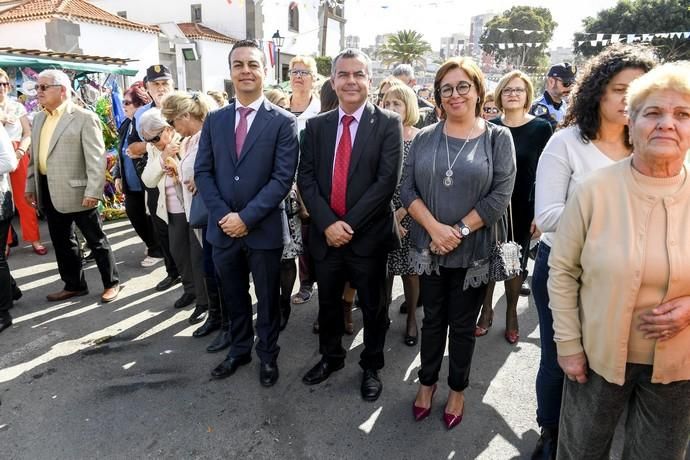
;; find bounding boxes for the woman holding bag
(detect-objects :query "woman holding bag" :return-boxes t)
[400,57,515,429]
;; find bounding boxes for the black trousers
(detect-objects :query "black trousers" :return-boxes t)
[418,267,487,391]
[0,217,11,313]
[40,175,119,291]
[123,190,162,258]
[213,242,282,364]
[145,186,178,278]
[314,246,388,370]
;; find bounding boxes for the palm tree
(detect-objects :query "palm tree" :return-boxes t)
[377,30,432,67]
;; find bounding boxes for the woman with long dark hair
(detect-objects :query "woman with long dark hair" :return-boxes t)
[530,44,657,459]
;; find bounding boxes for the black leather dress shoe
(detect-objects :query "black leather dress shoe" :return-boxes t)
[0,312,12,334]
[188,304,207,324]
[361,369,383,401]
[207,329,232,353]
[174,293,196,309]
[193,317,221,338]
[211,355,251,379]
[302,359,345,385]
[155,275,181,292]
[260,361,279,387]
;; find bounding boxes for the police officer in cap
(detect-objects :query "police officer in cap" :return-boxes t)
[530,63,576,130]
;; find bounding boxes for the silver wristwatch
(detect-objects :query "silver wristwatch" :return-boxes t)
[458,222,471,238]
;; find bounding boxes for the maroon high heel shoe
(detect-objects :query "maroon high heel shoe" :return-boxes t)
[443,408,464,429]
[412,384,437,421]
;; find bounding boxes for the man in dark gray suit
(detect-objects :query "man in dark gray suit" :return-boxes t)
[298,49,403,402]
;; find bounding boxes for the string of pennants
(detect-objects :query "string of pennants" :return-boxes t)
[484,27,546,35]
[485,42,548,49]
[575,31,690,47]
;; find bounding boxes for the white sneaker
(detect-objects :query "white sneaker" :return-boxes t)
[140,256,163,268]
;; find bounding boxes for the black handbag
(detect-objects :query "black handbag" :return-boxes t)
[489,203,522,282]
[188,194,208,228]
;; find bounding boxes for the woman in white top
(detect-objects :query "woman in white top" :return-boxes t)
[160,92,231,352]
[0,123,18,332]
[140,108,209,325]
[0,68,45,256]
[530,44,657,459]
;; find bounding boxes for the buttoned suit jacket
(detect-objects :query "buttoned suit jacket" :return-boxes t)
[297,102,403,261]
[27,101,106,214]
[194,99,299,249]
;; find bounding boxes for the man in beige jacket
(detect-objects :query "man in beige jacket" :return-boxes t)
[25,70,120,303]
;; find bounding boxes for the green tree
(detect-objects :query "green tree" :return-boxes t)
[576,0,690,61]
[315,56,332,77]
[480,6,556,69]
[377,29,432,67]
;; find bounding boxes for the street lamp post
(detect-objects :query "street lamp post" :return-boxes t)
[272,30,285,83]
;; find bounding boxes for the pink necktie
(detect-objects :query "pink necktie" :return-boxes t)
[330,115,355,217]
[235,106,254,158]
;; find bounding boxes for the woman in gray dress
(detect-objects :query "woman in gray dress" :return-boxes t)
[400,57,515,429]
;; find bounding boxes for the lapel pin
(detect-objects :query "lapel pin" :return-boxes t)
[370,118,374,124]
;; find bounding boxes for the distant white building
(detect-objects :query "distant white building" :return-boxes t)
[469,13,496,57]
[0,0,159,80]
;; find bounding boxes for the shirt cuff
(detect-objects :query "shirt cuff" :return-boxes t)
[556,339,584,357]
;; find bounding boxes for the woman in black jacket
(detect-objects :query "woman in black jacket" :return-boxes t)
[112,82,163,268]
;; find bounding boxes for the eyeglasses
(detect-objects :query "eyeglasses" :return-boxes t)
[144,132,163,143]
[502,87,526,95]
[123,100,133,106]
[553,77,574,88]
[483,107,500,114]
[36,84,62,92]
[0,82,9,88]
[438,82,472,98]
[290,70,312,78]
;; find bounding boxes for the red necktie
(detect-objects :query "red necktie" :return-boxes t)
[330,115,354,217]
[235,106,253,158]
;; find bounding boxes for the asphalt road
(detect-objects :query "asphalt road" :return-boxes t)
[0,218,667,460]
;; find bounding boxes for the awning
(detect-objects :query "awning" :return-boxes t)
[0,54,138,76]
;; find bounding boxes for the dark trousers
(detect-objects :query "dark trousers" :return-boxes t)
[123,190,162,258]
[314,247,388,370]
[146,187,178,278]
[213,242,281,364]
[298,223,315,289]
[532,243,564,429]
[558,365,690,460]
[41,175,118,291]
[0,218,11,313]
[167,213,206,302]
[419,267,487,391]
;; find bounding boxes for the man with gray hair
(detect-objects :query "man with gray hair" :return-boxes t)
[25,69,120,303]
[299,48,402,401]
[391,63,434,126]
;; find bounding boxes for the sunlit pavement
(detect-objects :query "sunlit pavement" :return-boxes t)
[0,219,638,460]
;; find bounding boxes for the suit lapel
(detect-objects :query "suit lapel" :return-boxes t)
[323,109,339,194]
[32,112,46,155]
[348,102,376,181]
[47,103,75,157]
[237,100,273,166]
[220,104,237,166]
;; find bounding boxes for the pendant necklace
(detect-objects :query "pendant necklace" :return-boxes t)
[443,121,476,187]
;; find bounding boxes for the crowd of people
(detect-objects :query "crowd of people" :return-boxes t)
[0,39,689,459]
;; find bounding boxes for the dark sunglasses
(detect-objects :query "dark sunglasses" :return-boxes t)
[36,84,62,92]
[0,82,9,88]
[554,77,574,88]
[123,100,133,106]
[144,133,162,143]
[166,119,176,127]
[483,107,500,114]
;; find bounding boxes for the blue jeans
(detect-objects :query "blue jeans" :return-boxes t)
[532,242,564,429]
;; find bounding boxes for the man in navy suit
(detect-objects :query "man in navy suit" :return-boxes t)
[297,49,402,401]
[195,40,299,387]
